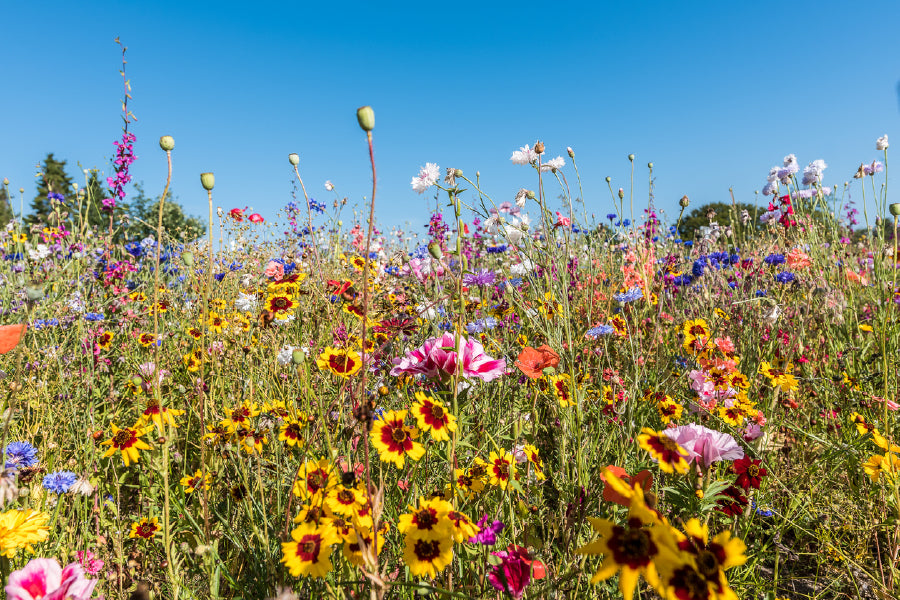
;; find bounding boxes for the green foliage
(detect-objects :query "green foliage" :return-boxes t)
[125,182,206,243]
[0,186,14,228]
[678,201,760,241]
[27,153,76,226]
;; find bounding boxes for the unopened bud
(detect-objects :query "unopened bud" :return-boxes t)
[19,188,24,194]
[526,190,536,200]
[533,141,545,155]
[605,176,611,183]
[567,147,574,158]
[647,162,653,169]
[2,178,8,186]
[200,172,215,191]
[378,385,389,397]
[427,241,443,260]
[159,135,175,152]
[356,106,375,132]
[679,195,690,208]
[890,203,900,217]
[618,188,625,200]
[453,168,463,178]
[628,154,635,161]
[181,251,194,267]
[292,349,305,365]
[288,153,300,166]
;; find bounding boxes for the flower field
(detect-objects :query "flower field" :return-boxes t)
[0,102,898,600]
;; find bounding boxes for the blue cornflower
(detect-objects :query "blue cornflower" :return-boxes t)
[585,325,615,338]
[309,198,326,213]
[485,245,507,254]
[462,269,496,287]
[692,260,706,278]
[47,191,66,204]
[509,277,523,287]
[83,312,105,322]
[4,441,38,470]
[606,213,617,221]
[409,245,430,260]
[228,261,242,272]
[671,274,694,286]
[614,287,643,303]
[756,290,767,297]
[42,470,78,494]
[764,253,785,266]
[214,273,226,282]
[775,271,796,284]
[372,407,386,421]
[465,317,498,334]
[622,219,631,227]
[683,241,693,247]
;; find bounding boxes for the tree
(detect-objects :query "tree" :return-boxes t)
[27,153,75,226]
[0,186,13,228]
[125,182,205,244]
[677,202,760,242]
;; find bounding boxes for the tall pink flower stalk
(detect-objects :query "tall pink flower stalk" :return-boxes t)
[6,558,97,600]
[390,332,506,382]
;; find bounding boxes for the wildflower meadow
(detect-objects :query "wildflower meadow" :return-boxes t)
[3,46,900,600]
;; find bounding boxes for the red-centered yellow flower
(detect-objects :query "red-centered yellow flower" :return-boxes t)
[342,522,388,567]
[576,490,674,597]
[129,291,147,303]
[849,412,874,436]
[281,523,341,578]
[729,372,750,389]
[453,468,485,499]
[656,518,746,600]
[180,469,211,494]
[637,428,690,474]
[292,457,338,499]
[403,535,453,578]
[239,429,268,454]
[266,293,296,319]
[549,373,575,408]
[129,517,160,540]
[97,331,114,350]
[446,510,479,543]
[682,319,711,355]
[398,497,453,540]
[141,398,185,433]
[521,444,545,480]
[370,410,424,468]
[263,400,291,419]
[206,311,226,333]
[221,402,260,430]
[0,509,50,558]
[292,500,332,527]
[187,327,203,340]
[322,515,355,544]
[101,423,153,466]
[317,347,362,377]
[488,450,517,489]
[138,332,157,348]
[326,484,365,517]
[657,398,683,424]
[410,392,457,442]
[718,404,746,427]
[279,417,306,447]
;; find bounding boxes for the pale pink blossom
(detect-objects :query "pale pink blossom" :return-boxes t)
[6,558,97,600]
[411,163,440,194]
[390,332,506,382]
[265,261,285,281]
[663,423,744,469]
[510,145,538,165]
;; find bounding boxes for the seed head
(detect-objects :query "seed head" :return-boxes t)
[356,106,375,132]
[159,136,175,152]
[288,153,300,166]
[200,173,215,191]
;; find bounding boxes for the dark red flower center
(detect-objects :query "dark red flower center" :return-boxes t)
[413,539,441,561]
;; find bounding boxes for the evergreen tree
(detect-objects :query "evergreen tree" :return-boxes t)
[27,153,76,226]
[0,186,13,228]
[126,182,205,244]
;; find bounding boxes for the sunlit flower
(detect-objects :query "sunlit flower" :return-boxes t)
[129,517,160,540]
[292,457,338,499]
[549,373,575,408]
[637,428,690,474]
[398,497,453,540]
[411,163,440,194]
[180,469,211,494]
[5,558,97,600]
[0,509,50,557]
[370,410,425,468]
[410,392,457,442]
[317,347,363,378]
[662,424,744,469]
[403,535,453,578]
[733,456,767,490]
[488,450,517,489]
[278,417,307,447]
[390,333,506,382]
[101,423,153,466]
[281,523,341,578]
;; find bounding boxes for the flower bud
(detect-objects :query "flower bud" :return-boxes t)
[647,162,653,169]
[567,147,574,158]
[18,188,24,194]
[181,251,194,267]
[292,349,305,365]
[618,188,625,200]
[526,190,536,200]
[890,203,900,217]
[534,141,545,155]
[131,375,143,387]
[454,168,463,178]
[356,106,375,131]
[2,178,8,186]
[428,241,443,260]
[159,135,175,151]
[288,153,300,166]
[679,195,690,208]
[628,154,635,161]
[605,176,611,183]
[200,173,215,191]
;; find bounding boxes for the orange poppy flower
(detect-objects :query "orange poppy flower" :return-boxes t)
[600,466,654,507]
[514,345,560,379]
[0,324,26,354]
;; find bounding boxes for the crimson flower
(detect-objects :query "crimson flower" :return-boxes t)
[733,456,767,490]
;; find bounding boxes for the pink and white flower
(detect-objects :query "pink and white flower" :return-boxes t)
[6,558,97,600]
[390,332,506,382]
[411,163,440,194]
[662,423,744,469]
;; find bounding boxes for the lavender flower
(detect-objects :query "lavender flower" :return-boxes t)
[463,269,496,287]
[613,287,643,303]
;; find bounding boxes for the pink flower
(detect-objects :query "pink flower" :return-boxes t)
[6,558,97,600]
[554,212,571,228]
[663,423,744,469]
[487,545,532,599]
[390,333,506,382]
[264,261,285,281]
[249,213,264,224]
[75,551,104,576]
[786,248,812,269]
[714,337,735,354]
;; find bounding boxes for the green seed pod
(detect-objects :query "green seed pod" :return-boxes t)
[292,349,305,365]
[159,135,175,151]
[288,153,300,166]
[356,106,375,132]
[181,251,194,267]
[24,285,43,301]
[200,172,215,191]
[679,195,690,208]
[890,203,900,217]
[427,241,443,260]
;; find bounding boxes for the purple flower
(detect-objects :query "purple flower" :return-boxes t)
[468,515,504,545]
[662,423,744,469]
[775,271,796,284]
[462,269,496,287]
[614,287,643,303]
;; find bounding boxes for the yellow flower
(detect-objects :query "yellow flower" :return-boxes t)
[292,457,338,499]
[657,518,747,600]
[410,392,457,442]
[278,417,307,447]
[637,428,690,474]
[488,450,516,489]
[101,423,153,466]
[180,470,211,494]
[446,510,479,543]
[129,517,161,540]
[403,535,453,578]
[0,509,50,558]
[325,484,365,517]
[549,373,575,408]
[207,311,227,334]
[281,523,341,578]
[521,444,545,480]
[370,410,425,468]
[398,498,453,540]
[221,402,260,430]
[657,398,683,424]
[317,347,363,377]
[141,399,185,433]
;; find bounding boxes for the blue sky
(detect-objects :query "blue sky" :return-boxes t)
[1,1,898,238]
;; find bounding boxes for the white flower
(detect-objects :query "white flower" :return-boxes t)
[503,224,524,244]
[762,180,779,196]
[415,304,438,320]
[514,188,529,207]
[69,477,95,496]
[28,244,51,260]
[276,346,295,365]
[783,154,797,167]
[235,292,258,312]
[510,259,534,275]
[801,159,827,186]
[877,134,889,151]
[483,215,501,235]
[324,180,335,191]
[411,163,440,194]
[510,144,538,165]
[540,156,565,172]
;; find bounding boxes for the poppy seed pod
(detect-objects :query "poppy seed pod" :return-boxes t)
[200,173,215,191]
[605,176,611,183]
[428,241,443,260]
[628,154,635,161]
[356,106,375,131]
[534,141,545,155]
[159,135,175,151]
[292,350,305,365]
[890,203,900,217]
[181,251,194,267]
[288,153,300,166]
[679,195,690,208]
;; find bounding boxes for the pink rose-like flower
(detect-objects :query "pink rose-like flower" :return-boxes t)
[264,261,285,281]
[6,558,97,600]
[249,213,264,224]
[75,550,104,576]
[663,423,744,469]
[390,332,506,382]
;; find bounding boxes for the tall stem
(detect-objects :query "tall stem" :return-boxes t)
[291,165,321,265]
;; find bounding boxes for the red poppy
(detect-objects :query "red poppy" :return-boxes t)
[600,466,654,507]
[0,324,26,354]
[514,345,560,379]
[249,213,264,224]
[229,208,245,222]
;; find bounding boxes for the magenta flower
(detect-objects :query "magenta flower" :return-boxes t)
[487,545,532,599]
[662,423,744,469]
[468,515,504,545]
[390,333,506,382]
[6,558,97,600]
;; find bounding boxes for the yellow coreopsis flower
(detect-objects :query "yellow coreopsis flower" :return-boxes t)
[180,469,211,494]
[101,422,153,466]
[281,522,341,578]
[370,410,425,468]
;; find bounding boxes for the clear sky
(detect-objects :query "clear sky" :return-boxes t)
[1,0,898,237]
